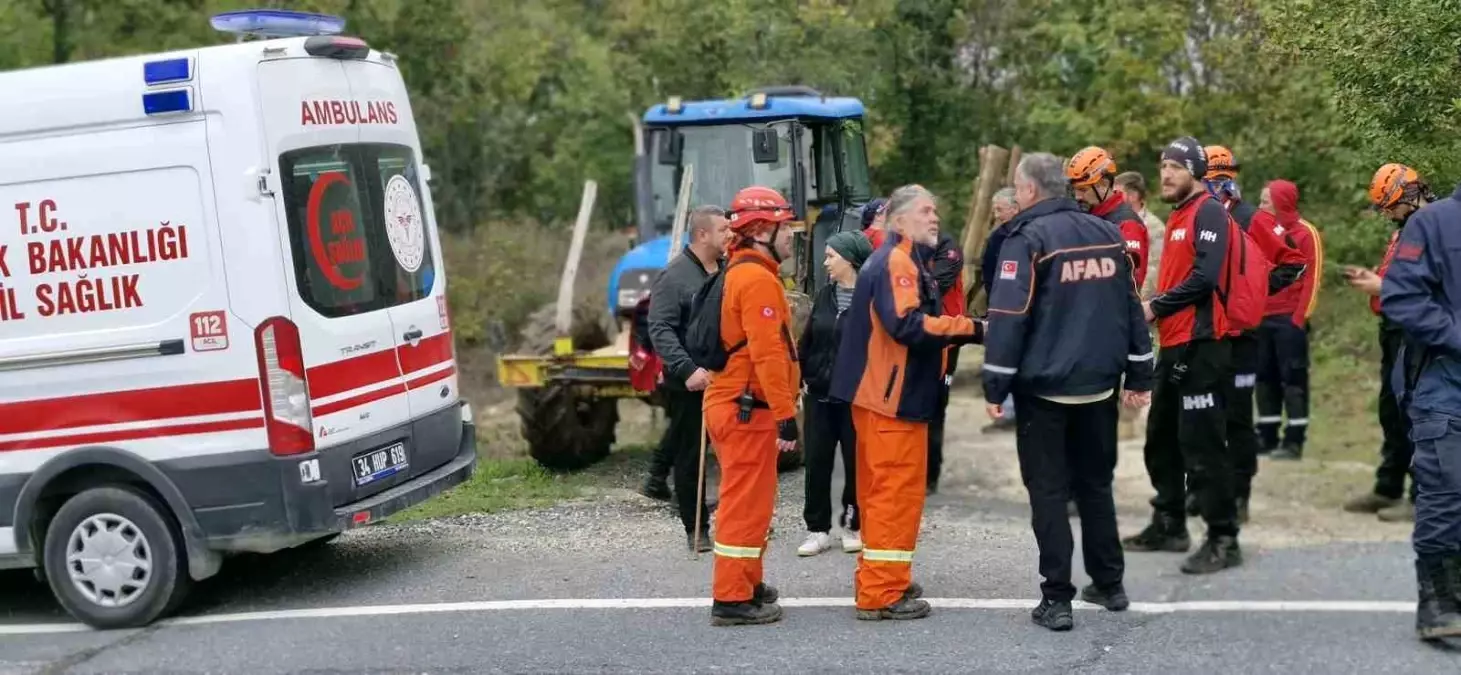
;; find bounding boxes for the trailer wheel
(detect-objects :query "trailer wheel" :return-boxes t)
[42,485,191,629]
[516,302,619,472]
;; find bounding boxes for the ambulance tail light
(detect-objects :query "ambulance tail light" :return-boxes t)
[254,317,314,456]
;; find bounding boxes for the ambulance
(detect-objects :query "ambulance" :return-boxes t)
[0,10,475,628]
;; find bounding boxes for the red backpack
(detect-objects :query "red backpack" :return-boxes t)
[1218,216,1272,333]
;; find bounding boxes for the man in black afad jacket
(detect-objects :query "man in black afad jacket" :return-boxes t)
[644,206,729,550]
[982,152,1155,633]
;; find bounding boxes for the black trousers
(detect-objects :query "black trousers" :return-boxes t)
[1014,392,1124,602]
[1375,327,1416,501]
[1227,332,1261,499]
[1144,339,1238,536]
[1255,316,1310,449]
[648,396,677,482]
[660,389,709,534]
[928,346,961,488]
[803,396,859,532]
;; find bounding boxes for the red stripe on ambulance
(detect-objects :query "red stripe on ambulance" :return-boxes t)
[0,378,263,436]
[0,418,264,453]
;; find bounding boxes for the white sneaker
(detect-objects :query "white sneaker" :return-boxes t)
[797,531,836,557]
[841,530,864,553]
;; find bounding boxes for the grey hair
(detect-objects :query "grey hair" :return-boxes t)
[688,205,725,235]
[1015,152,1070,201]
[992,187,1017,207]
[886,184,938,220]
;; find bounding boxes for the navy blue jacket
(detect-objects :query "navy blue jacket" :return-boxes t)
[980,221,1017,310]
[1379,182,1461,415]
[981,197,1155,404]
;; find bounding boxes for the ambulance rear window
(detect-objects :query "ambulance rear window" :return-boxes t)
[279,143,436,318]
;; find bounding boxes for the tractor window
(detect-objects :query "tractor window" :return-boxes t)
[648,123,794,231]
[840,121,873,201]
[813,125,839,201]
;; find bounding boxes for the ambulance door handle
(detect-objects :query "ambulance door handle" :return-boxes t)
[402,328,423,342]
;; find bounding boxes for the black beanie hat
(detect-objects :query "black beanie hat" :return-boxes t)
[1161,136,1207,179]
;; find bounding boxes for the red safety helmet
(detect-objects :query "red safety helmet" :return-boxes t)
[728,186,795,232]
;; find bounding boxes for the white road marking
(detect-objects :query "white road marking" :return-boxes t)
[0,597,1417,636]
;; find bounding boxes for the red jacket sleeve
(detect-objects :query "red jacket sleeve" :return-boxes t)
[1119,219,1149,291]
[1291,221,1323,327]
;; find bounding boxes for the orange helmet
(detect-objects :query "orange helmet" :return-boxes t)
[1066,147,1117,188]
[1204,145,1238,180]
[1368,163,1422,209]
[728,186,794,233]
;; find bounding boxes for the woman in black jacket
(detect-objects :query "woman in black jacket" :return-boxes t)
[796,231,872,556]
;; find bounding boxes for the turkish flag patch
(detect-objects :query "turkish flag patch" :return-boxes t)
[947,249,960,261]
[761,306,776,319]
[896,275,914,288]
[1396,243,1424,261]
[1000,260,1018,280]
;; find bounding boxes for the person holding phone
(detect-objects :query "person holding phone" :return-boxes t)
[1341,164,1437,524]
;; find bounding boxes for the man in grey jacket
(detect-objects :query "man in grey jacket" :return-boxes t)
[643,205,729,551]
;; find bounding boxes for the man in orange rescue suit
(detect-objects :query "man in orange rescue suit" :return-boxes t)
[704,186,802,627]
[829,184,985,621]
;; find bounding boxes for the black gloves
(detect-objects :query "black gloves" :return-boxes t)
[777,418,799,444]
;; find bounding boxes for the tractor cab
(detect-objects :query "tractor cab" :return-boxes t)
[609,86,873,321]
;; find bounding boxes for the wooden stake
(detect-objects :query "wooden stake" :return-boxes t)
[555,180,597,337]
[692,410,709,560]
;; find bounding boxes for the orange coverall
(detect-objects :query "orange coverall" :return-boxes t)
[831,233,981,610]
[704,247,801,604]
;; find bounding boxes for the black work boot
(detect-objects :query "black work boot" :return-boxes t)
[1417,557,1461,641]
[1080,583,1129,611]
[753,582,779,606]
[856,586,931,621]
[640,475,672,501]
[1031,598,1074,631]
[686,528,712,553]
[1181,535,1243,574]
[1271,442,1303,461]
[1121,514,1191,553]
[711,600,783,626]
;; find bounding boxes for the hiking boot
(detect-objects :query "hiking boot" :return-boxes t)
[904,582,924,600]
[1031,598,1074,631]
[640,476,672,502]
[753,582,779,606]
[1080,583,1129,611]
[1378,501,1416,523]
[686,528,712,553]
[853,596,935,622]
[1343,491,1399,514]
[1270,443,1303,461]
[1121,517,1191,553]
[1236,496,1250,524]
[1181,535,1243,574]
[711,600,784,626]
[1416,557,1461,640]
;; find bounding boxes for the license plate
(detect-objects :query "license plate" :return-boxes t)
[352,442,408,487]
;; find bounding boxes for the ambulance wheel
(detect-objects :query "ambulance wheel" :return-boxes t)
[517,302,618,472]
[41,485,191,629]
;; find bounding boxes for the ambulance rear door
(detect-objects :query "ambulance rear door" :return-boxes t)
[256,56,418,496]
[340,58,460,465]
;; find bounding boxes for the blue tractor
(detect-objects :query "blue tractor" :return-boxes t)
[499,86,875,471]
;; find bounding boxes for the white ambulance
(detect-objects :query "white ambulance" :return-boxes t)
[0,10,475,629]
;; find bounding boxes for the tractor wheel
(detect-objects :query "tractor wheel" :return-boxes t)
[515,302,619,472]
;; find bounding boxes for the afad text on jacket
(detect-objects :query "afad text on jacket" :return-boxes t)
[980,197,1155,405]
[830,232,982,422]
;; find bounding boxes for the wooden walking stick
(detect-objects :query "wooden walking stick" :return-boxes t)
[692,410,710,560]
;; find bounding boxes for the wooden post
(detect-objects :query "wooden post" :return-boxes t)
[1004,145,1023,188]
[554,180,597,349]
[960,144,1010,291]
[667,164,695,262]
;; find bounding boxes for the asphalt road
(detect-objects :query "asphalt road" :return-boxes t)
[3,408,1459,674]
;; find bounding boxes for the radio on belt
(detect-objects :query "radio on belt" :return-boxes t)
[0,8,475,632]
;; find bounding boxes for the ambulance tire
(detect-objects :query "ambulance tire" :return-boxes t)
[517,302,618,472]
[41,485,191,630]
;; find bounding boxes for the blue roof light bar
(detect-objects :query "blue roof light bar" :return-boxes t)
[210,9,346,39]
[143,58,191,85]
